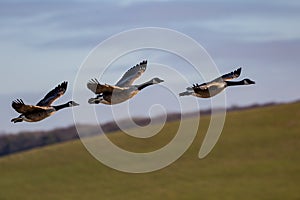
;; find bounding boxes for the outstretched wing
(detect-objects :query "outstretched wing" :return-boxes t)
[221,67,241,81]
[36,81,68,106]
[115,60,147,87]
[12,99,45,113]
[87,79,124,94]
[205,67,242,85]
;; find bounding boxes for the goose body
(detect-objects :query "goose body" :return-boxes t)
[11,82,79,123]
[87,60,164,105]
[179,68,255,98]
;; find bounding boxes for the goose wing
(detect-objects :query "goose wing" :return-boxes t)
[192,83,209,91]
[192,81,225,91]
[87,79,124,94]
[12,99,45,113]
[194,68,242,90]
[36,81,68,106]
[204,67,242,85]
[115,60,147,87]
[221,67,241,81]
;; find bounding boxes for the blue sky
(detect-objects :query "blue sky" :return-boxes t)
[1,0,300,133]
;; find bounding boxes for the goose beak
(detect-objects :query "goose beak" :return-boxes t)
[156,78,164,83]
[70,101,79,107]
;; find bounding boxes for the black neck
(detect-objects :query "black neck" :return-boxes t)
[226,80,245,86]
[137,80,154,90]
[53,102,70,111]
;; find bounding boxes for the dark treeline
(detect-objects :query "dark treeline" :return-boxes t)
[0,126,80,156]
[0,102,279,157]
[0,114,182,157]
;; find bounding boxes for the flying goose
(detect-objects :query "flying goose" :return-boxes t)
[11,81,79,123]
[179,67,255,98]
[87,60,164,105]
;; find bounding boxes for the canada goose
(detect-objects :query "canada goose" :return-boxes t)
[87,60,164,105]
[11,81,79,123]
[179,67,255,98]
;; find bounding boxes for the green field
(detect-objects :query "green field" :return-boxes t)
[0,103,299,200]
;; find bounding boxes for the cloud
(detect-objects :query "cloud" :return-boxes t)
[0,0,299,50]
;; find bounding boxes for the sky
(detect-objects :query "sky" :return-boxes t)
[1,0,300,133]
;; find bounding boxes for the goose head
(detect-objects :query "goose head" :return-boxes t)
[151,77,164,84]
[68,101,80,107]
[243,79,255,85]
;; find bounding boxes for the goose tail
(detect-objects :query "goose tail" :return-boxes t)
[179,91,193,96]
[88,98,97,104]
[179,86,194,96]
[88,97,101,104]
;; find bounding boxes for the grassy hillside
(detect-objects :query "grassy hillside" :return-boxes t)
[0,102,299,200]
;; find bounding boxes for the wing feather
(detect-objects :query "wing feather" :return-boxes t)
[87,79,124,94]
[221,67,241,81]
[36,81,68,106]
[192,83,209,92]
[202,67,242,86]
[12,99,46,113]
[115,60,147,87]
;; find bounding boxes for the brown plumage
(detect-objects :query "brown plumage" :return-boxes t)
[11,81,79,123]
[179,68,255,98]
[87,60,164,105]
